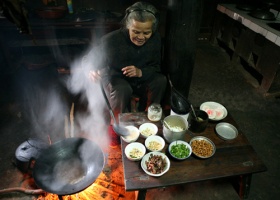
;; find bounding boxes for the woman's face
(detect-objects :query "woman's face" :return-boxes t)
[128,19,153,46]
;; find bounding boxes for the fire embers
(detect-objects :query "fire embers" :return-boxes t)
[36,146,134,200]
[37,179,124,200]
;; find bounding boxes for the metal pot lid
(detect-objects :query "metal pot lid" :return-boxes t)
[215,122,238,140]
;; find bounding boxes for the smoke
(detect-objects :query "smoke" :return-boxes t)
[14,27,111,193]
[18,66,68,142]
[18,42,109,147]
[66,45,109,147]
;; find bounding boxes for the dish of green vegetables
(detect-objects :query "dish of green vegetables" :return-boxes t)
[168,140,192,160]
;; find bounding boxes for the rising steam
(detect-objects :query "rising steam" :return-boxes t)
[66,44,109,147]
[19,40,109,147]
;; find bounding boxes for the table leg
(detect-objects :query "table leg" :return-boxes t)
[135,190,147,200]
[238,174,252,199]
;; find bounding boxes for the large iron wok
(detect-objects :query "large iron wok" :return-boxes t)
[32,137,105,195]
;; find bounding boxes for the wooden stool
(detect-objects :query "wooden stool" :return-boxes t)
[130,95,140,112]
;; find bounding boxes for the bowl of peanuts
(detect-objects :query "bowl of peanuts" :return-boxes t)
[189,136,216,159]
[145,135,165,152]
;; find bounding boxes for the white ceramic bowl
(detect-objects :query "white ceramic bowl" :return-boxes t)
[141,152,170,177]
[139,123,158,138]
[125,142,146,161]
[168,140,192,160]
[121,125,140,143]
[200,101,228,121]
[145,135,165,152]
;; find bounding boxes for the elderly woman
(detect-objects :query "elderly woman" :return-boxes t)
[89,2,167,145]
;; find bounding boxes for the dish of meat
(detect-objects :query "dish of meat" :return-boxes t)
[141,152,170,177]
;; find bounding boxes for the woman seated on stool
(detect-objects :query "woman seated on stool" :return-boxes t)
[87,1,167,145]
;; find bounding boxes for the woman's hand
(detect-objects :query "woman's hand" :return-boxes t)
[89,70,101,82]
[82,55,101,82]
[122,66,142,77]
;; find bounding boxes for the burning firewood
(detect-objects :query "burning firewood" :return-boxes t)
[70,103,74,138]
[0,187,45,195]
[64,115,70,138]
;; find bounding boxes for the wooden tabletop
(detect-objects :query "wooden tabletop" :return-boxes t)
[120,112,267,193]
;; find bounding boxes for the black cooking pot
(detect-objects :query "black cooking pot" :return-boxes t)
[236,4,259,11]
[249,10,276,20]
[15,138,49,173]
[32,137,105,195]
[168,75,191,114]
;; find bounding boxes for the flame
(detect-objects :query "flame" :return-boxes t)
[36,179,120,200]
[33,143,129,199]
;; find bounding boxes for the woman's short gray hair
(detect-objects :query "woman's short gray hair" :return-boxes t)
[122,2,159,32]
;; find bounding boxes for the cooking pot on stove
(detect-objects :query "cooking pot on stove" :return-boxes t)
[15,138,49,173]
[249,10,276,20]
[236,4,259,11]
[32,137,105,195]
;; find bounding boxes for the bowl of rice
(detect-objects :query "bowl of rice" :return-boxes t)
[139,123,158,138]
[163,115,188,143]
[145,135,165,152]
[125,142,146,161]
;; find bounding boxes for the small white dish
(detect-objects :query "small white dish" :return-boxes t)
[125,142,146,161]
[168,140,192,160]
[139,123,158,138]
[145,135,165,152]
[121,125,140,143]
[141,152,170,177]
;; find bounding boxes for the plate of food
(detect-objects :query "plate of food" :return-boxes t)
[145,135,165,152]
[168,140,192,160]
[141,152,170,177]
[139,123,158,138]
[200,101,227,121]
[189,136,216,159]
[125,142,146,161]
[121,125,140,143]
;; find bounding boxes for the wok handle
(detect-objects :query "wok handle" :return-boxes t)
[167,74,174,88]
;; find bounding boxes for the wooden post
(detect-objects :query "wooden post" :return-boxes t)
[164,0,203,98]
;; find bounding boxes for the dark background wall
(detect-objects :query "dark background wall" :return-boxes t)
[0,0,250,105]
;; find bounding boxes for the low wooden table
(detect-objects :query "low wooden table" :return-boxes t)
[119,112,267,200]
